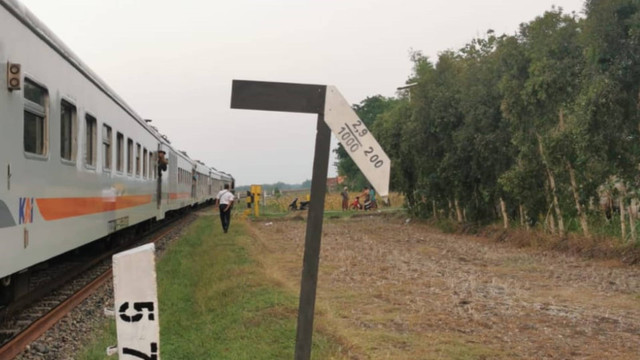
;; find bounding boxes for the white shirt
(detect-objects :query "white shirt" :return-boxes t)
[217,190,235,205]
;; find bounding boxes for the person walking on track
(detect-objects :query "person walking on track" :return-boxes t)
[215,184,235,233]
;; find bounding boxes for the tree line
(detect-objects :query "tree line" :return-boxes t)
[236,179,312,194]
[336,0,640,240]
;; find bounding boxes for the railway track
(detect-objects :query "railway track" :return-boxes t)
[0,213,193,359]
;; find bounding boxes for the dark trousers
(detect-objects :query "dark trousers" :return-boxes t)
[219,204,231,232]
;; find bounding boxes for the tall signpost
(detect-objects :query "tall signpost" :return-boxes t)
[230,80,390,360]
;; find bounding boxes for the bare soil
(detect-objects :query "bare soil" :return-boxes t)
[245,214,640,359]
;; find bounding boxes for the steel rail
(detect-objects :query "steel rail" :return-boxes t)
[0,215,189,359]
[0,270,112,360]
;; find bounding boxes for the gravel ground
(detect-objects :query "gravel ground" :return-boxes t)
[247,214,640,359]
[14,213,197,360]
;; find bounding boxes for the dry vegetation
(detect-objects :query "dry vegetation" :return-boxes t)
[262,191,405,213]
[245,215,640,359]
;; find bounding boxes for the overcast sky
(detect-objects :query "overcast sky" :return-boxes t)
[20,0,585,186]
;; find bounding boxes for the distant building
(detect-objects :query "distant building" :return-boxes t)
[326,176,346,190]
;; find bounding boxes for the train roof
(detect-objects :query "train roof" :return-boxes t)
[1,0,233,181]
[1,0,154,135]
[210,169,224,180]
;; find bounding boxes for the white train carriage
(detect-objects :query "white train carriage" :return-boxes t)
[220,172,235,193]
[193,161,215,205]
[166,149,196,211]
[0,0,232,300]
[210,169,234,197]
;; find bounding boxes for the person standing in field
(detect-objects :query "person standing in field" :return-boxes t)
[362,186,371,210]
[341,186,349,211]
[216,184,235,233]
[369,186,377,210]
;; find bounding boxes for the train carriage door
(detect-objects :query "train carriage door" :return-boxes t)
[208,171,213,196]
[191,167,197,200]
[156,162,161,209]
[156,146,164,209]
[168,151,177,205]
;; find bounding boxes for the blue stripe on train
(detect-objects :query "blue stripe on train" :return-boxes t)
[0,200,16,228]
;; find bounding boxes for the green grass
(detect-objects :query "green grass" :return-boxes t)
[78,216,344,359]
[76,321,117,359]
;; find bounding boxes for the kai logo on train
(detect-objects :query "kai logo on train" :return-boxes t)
[19,197,35,224]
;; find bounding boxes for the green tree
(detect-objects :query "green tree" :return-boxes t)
[455,32,515,224]
[371,100,414,202]
[577,0,640,240]
[350,1,640,243]
[499,9,584,235]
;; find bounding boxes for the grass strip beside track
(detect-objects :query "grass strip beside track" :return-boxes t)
[78,215,344,359]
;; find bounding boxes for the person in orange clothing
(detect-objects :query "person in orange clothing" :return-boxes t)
[350,196,362,210]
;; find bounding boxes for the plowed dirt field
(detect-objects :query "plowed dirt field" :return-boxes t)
[246,214,640,359]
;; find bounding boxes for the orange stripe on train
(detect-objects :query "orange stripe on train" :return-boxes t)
[36,195,152,221]
[168,192,191,199]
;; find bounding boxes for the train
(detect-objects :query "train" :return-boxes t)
[0,0,233,303]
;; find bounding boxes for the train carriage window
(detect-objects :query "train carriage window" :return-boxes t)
[149,152,154,179]
[116,132,124,172]
[85,115,97,167]
[23,79,49,156]
[60,100,77,161]
[127,138,133,174]
[103,124,112,171]
[136,143,141,176]
[143,148,148,178]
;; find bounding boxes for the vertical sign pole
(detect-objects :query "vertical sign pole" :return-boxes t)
[294,115,331,360]
[230,80,389,359]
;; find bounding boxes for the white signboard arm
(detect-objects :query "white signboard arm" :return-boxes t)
[323,86,391,198]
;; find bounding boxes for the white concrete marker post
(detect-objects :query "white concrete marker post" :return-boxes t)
[324,86,391,198]
[112,243,160,360]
